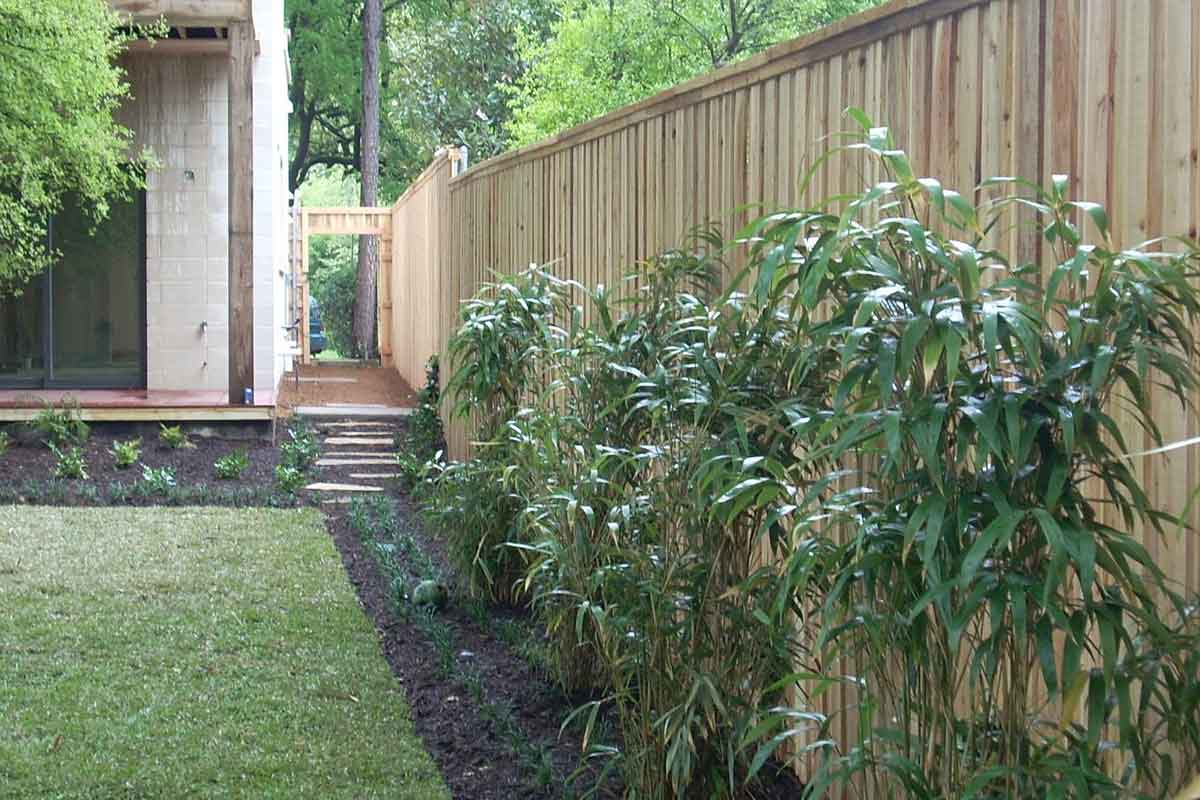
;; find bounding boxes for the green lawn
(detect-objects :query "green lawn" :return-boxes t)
[0,506,448,800]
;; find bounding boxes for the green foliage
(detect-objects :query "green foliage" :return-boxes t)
[158,424,192,450]
[506,0,882,147]
[396,355,446,490]
[214,450,250,480]
[753,121,1200,799]
[280,421,320,471]
[299,169,359,357]
[432,120,1200,798]
[0,0,154,293]
[287,0,554,194]
[109,438,142,470]
[275,465,306,495]
[139,465,176,495]
[31,399,89,446]
[49,443,88,480]
[310,260,359,359]
[390,0,555,170]
[0,431,9,456]
[427,271,568,601]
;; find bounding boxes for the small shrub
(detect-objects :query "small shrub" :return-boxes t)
[280,419,320,472]
[213,449,249,480]
[139,465,176,495]
[0,430,9,456]
[407,355,446,461]
[31,399,89,445]
[109,438,142,469]
[49,443,88,480]
[158,423,192,449]
[274,465,305,494]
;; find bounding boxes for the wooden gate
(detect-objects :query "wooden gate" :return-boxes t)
[293,205,394,364]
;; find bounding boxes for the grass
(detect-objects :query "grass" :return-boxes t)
[0,506,449,800]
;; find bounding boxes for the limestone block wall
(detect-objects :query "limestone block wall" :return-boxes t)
[118,55,231,393]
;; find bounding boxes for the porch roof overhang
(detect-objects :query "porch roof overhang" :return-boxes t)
[108,1,250,26]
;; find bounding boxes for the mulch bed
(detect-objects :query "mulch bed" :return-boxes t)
[325,508,599,799]
[0,424,282,504]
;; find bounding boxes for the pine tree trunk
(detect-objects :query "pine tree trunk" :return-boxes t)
[353,0,381,359]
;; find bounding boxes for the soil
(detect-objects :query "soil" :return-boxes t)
[275,361,418,412]
[0,424,282,503]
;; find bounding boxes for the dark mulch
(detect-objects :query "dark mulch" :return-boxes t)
[325,508,600,800]
[0,423,282,504]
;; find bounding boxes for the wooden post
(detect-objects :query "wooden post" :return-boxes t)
[228,19,254,404]
[300,209,311,364]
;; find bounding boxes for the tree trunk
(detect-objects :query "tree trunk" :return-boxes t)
[354,0,381,359]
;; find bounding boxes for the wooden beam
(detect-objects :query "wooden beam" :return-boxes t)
[228,19,254,404]
[108,0,249,25]
[0,407,273,423]
[123,39,230,56]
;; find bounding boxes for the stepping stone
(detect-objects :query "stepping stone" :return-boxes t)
[321,497,354,505]
[349,473,402,479]
[297,406,414,418]
[317,457,396,466]
[325,437,393,446]
[332,431,396,437]
[318,421,396,429]
[305,482,384,493]
[322,450,396,457]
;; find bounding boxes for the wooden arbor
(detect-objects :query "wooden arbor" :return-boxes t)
[109,0,256,406]
[293,207,395,365]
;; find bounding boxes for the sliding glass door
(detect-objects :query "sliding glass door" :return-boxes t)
[0,193,146,389]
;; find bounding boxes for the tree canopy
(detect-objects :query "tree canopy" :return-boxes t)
[504,0,885,147]
[286,0,883,191]
[0,0,148,294]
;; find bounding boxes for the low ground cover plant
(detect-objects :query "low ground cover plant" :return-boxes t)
[0,430,9,456]
[427,119,1200,798]
[31,398,88,445]
[280,420,320,470]
[139,465,176,495]
[158,423,192,449]
[275,464,305,494]
[109,437,141,469]
[214,449,249,480]
[49,443,88,480]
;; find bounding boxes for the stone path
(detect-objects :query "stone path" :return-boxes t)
[301,417,404,500]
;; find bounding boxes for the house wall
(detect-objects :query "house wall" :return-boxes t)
[117,55,231,394]
[116,2,290,399]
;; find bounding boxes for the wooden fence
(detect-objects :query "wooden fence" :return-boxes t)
[377,0,1199,782]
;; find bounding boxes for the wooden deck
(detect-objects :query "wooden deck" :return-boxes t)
[0,389,275,423]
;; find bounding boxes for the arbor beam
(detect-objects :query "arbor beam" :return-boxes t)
[108,1,250,25]
[228,19,254,404]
